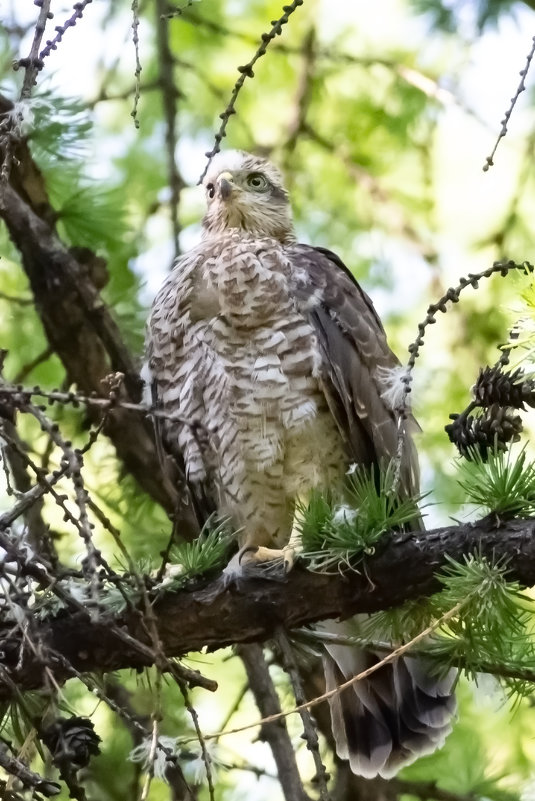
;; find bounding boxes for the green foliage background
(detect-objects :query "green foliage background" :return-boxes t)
[1,0,535,799]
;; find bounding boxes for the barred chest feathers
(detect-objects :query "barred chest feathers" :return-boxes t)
[148,230,345,538]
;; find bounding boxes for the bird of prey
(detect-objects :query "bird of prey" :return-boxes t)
[144,149,456,779]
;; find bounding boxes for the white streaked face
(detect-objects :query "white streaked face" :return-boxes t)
[201,150,294,242]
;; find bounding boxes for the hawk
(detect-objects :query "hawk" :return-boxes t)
[144,150,456,778]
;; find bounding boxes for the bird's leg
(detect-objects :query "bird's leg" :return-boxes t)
[222,517,297,582]
[236,516,302,576]
[238,542,296,573]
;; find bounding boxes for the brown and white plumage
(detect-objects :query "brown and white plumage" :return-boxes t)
[144,149,455,778]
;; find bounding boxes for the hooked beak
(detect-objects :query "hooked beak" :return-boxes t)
[217,171,235,200]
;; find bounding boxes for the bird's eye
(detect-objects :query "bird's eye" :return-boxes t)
[246,173,268,191]
[206,183,215,199]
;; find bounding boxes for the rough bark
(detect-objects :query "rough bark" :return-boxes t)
[0,95,200,539]
[1,515,535,696]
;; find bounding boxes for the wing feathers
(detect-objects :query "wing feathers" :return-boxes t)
[289,243,418,495]
[298,250,456,778]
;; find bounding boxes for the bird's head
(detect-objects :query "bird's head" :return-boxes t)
[201,150,295,243]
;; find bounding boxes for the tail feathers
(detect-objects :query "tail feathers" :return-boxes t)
[323,636,456,779]
[324,653,392,778]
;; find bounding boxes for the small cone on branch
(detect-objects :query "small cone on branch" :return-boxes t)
[474,365,535,410]
[446,403,523,460]
[42,716,101,770]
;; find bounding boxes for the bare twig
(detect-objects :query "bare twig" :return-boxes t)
[39,1,94,61]
[483,34,535,171]
[131,0,143,127]
[0,416,54,558]
[0,742,60,797]
[140,715,160,801]
[213,681,249,741]
[199,0,305,183]
[285,28,316,155]
[392,259,534,493]
[0,383,194,426]
[155,0,184,258]
[276,629,332,801]
[16,0,53,99]
[87,78,162,109]
[161,1,198,19]
[198,601,465,743]
[3,396,111,602]
[0,459,67,530]
[177,679,216,801]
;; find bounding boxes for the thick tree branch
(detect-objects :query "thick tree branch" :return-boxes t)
[2,515,535,696]
[0,95,200,538]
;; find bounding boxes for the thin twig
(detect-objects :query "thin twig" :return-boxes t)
[215,681,249,736]
[0,382,194,425]
[0,742,60,797]
[177,679,216,801]
[39,1,94,61]
[161,1,198,19]
[8,398,110,601]
[86,79,162,109]
[188,600,466,743]
[131,0,142,127]
[199,0,305,183]
[0,416,55,559]
[140,716,160,801]
[296,629,535,687]
[483,35,535,171]
[276,629,332,801]
[155,0,183,258]
[0,460,67,530]
[16,0,53,100]
[284,28,316,156]
[392,259,534,493]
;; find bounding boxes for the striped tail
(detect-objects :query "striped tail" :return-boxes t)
[323,620,456,779]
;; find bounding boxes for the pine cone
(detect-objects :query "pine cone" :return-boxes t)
[445,403,523,460]
[42,716,101,770]
[474,366,535,409]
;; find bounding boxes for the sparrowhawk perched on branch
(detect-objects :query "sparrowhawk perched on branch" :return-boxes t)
[144,149,456,779]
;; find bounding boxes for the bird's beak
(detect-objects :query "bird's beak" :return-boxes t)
[217,171,235,200]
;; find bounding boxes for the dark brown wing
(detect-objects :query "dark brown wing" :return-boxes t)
[289,247,454,778]
[288,244,419,497]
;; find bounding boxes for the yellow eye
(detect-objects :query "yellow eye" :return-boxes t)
[246,172,268,191]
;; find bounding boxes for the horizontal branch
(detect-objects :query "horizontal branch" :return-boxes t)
[2,515,535,695]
